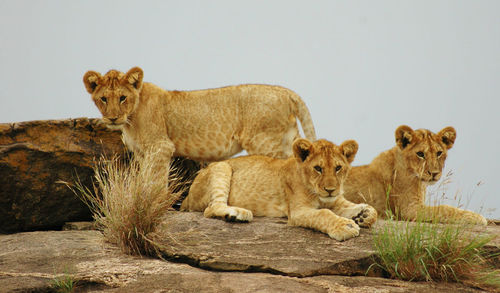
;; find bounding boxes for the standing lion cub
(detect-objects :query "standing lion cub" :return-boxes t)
[181,138,378,241]
[83,67,316,180]
[343,125,487,225]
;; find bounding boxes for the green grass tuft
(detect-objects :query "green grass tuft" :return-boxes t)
[50,273,75,293]
[370,203,500,291]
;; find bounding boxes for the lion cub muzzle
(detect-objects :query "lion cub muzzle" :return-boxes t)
[324,187,336,196]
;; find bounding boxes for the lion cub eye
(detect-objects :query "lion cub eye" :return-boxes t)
[100,97,107,103]
[416,151,425,158]
[335,165,342,172]
[437,151,442,157]
[120,95,127,103]
[314,166,322,173]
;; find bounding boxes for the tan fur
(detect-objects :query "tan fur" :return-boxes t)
[343,125,487,225]
[83,67,316,173]
[181,139,378,241]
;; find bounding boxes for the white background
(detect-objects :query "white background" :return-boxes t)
[1,1,498,218]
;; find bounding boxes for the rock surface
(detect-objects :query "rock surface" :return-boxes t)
[0,118,199,233]
[0,118,125,233]
[157,213,500,276]
[1,212,497,292]
[1,118,498,291]
[157,212,379,277]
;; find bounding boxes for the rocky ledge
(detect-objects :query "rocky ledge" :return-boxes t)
[1,212,498,292]
[0,118,124,233]
[0,118,198,233]
[1,119,498,292]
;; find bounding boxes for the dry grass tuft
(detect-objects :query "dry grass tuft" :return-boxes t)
[66,146,186,256]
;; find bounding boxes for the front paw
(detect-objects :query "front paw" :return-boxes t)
[352,204,378,228]
[224,207,253,222]
[328,218,360,241]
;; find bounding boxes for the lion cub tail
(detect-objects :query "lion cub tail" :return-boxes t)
[289,92,317,141]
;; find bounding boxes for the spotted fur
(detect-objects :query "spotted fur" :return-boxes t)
[83,67,317,186]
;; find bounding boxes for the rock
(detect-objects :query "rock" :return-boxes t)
[488,219,500,225]
[0,213,489,292]
[157,212,380,277]
[0,118,125,233]
[62,221,97,231]
[0,118,199,233]
[156,213,500,275]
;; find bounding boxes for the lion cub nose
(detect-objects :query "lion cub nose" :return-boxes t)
[427,171,440,179]
[324,187,336,196]
[109,118,118,123]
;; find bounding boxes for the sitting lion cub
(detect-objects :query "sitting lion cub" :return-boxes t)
[83,67,316,181]
[181,138,378,241]
[343,125,487,225]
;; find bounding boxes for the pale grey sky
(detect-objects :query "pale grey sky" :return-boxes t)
[1,1,499,218]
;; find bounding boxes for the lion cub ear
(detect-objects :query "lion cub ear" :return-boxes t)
[124,67,144,90]
[340,140,358,164]
[437,126,456,149]
[293,138,313,162]
[395,125,415,149]
[83,70,102,94]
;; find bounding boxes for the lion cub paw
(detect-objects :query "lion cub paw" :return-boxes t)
[462,211,487,226]
[224,207,253,223]
[352,204,377,228]
[328,218,360,241]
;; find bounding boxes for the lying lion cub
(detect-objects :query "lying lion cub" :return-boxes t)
[181,139,378,241]
[343,125,487,225]
[83,67,316,178]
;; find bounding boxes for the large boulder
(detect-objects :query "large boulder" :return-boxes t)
[156,213,500,276]
[1,213,494,292]
[157,212,379,277]
[0,118,199,233]
[0,118,125,233]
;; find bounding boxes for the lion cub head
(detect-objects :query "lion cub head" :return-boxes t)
[83,67,144,130]
[395,125,456,184]
[293,138,358,203]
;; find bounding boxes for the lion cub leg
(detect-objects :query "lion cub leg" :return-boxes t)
[404,204,487,226]
[289,208,360,241]
[329,197,378,228]
[202,162,253,222]
[139,139,175,189]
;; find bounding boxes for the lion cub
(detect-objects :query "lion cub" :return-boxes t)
[83,67,316,179]
[181,139,378,241]
[343,125,487,225]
